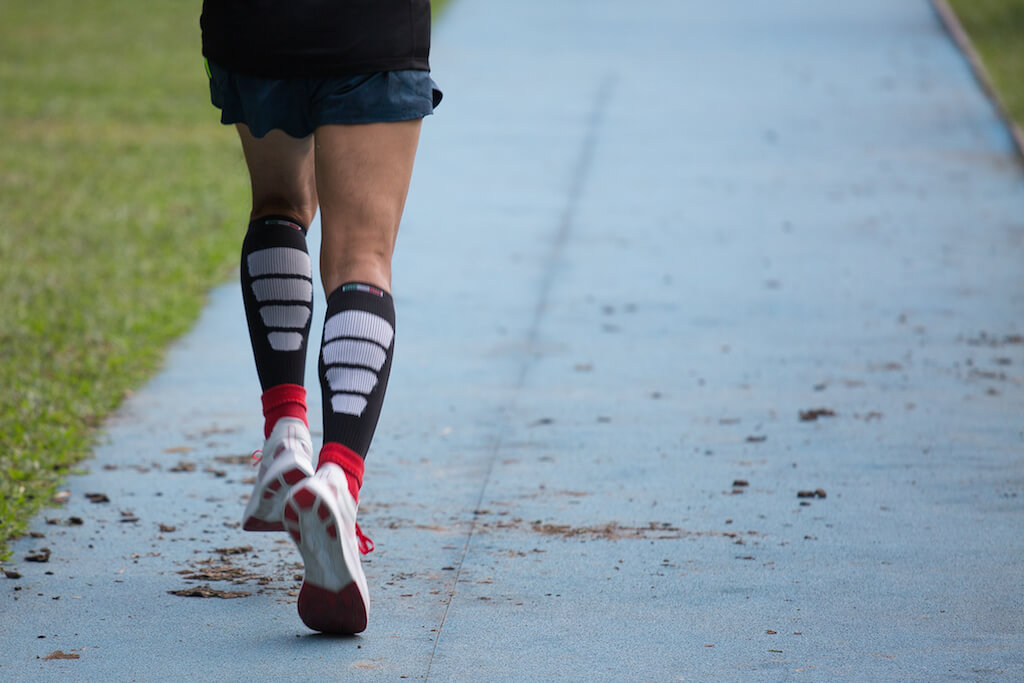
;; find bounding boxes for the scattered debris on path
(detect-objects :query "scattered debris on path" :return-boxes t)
[25,548,51,563]
[178,565,250,582]
[168,584,251,599]
[799,408,836,421]
[42,650,79,661]
[530,521,710,541]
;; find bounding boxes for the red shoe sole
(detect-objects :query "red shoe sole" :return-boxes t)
[297,581,367,635]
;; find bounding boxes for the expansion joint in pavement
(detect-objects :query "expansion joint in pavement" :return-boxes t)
[423,74,616,680]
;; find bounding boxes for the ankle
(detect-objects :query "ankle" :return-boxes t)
[262,384,308,438]
[318,442,364,503]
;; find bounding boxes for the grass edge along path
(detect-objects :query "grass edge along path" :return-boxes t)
[940,0,1024,153]
[0,1,247,561]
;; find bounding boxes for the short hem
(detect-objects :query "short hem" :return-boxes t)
[208,63,440,139]
[216,110,433,139]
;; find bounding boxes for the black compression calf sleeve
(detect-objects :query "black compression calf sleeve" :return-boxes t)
[240,215,313,391]
[318,283,395,459]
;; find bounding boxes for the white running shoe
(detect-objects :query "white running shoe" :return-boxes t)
[241,417,314,532]
[283,463,373,634]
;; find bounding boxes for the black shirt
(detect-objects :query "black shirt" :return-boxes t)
[201,0,431,78]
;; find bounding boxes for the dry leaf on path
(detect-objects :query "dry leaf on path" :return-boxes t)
[168,584,251,599]
[42,650,80,661]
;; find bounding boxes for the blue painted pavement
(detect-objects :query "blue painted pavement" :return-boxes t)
[2,0,1023,680]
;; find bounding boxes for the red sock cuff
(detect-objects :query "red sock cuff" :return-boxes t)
[318,442,364,503]
[261,384,308,438]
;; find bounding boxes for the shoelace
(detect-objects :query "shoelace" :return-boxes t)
[355,524,374,555]
[250,449,263,467]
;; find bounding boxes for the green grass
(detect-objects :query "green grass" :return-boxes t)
[0,1,248,559]
[947,0,1024,129]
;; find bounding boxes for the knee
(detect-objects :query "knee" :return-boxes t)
[250,197,318,228]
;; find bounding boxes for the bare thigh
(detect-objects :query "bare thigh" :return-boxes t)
[236,124,318,226]
[314,120,422,295]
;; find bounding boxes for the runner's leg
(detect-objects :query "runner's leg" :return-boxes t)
[236,125,319,530]
[312,119,422,498]
[283,119,422,634]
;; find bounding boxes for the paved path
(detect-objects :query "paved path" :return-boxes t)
[3,0,1024,679]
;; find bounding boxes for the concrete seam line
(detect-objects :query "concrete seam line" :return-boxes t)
[423,74,616,682]
[929,0,1024,162]
[524,72,617,363]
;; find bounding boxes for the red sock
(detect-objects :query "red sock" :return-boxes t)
[261,384,308,438]
[318,442,363,503]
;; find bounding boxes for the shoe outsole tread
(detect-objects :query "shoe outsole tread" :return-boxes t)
[241,418,314,532]
[284,470,368,635]
[297,582,367,635]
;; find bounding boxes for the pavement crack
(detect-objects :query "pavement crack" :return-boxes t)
[424,73,616,682]
[525,72,617,363]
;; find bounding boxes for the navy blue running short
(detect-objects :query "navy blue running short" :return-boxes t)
[208,61,441,138]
